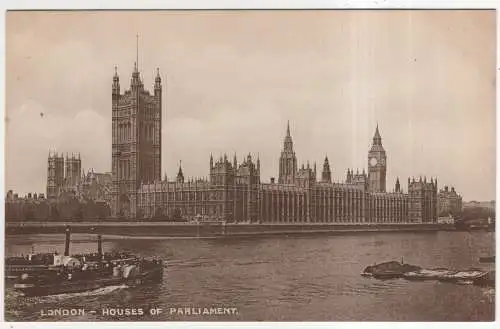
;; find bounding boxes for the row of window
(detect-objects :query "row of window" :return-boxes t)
[113,123,157,143]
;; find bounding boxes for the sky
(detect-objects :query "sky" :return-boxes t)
[5,10,496,201]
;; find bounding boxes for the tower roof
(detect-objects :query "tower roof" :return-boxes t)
[283,120,294,152]
[177,161,183,177]
[323,156,331,172]
[373,124,382,145]
[370,123,385,152]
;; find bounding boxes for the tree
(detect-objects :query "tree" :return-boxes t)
[74,203,84,220]
[50,204,60,221]
[23,204,35,221]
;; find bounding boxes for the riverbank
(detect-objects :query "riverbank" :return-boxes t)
[6,221,456,238]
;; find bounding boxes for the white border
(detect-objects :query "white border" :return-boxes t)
[0,0,498,328]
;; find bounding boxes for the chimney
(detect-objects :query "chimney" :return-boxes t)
[97,234,103,256]
[64,226,71,256]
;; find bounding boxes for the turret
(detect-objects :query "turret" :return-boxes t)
[373,124,382,146]
[395,177,401,193]
[210,154,213,170]
[368,123,387,192]
[154,67,162,95]
[176,161,184,183]
[278,120,298,184]
[321,155,332,183]
[346,169,353,184]
[130,61,141,90]
[112,66,120,102]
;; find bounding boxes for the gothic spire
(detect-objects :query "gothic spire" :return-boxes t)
[322,156,332,183]
[283,121,294,152]
[372,123,382,146]
[155,67,162,89]
[176,160,184,183]
[135,33,139,73]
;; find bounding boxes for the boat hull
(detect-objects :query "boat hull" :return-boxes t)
[362,261,421,279]
[472,271,495,287]
[479,256,495,263]
[404,269,456,281]
[14,267,163,297]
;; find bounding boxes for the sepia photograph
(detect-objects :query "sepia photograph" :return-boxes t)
[3,8,496,322]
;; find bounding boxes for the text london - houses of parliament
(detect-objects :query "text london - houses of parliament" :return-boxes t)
[111,63,438,223]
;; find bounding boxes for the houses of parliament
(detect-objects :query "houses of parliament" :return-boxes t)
[107,61,441,224]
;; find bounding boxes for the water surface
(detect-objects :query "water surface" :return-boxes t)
[4,230,495,321]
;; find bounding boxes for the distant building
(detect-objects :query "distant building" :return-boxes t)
[136,122,438,223]
[111,63,162,218]
[463,200,495,210]
[46,151,65,199]
[41,60,450,223]
[76,170,112,204]
[64,153,82,188]
[438,186,462,216]
[45,151,111,206]
[437,214,455,224]
[46,152,82,200]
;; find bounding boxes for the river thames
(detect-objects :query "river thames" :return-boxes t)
[4,230,495,321]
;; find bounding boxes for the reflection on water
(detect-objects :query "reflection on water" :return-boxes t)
[4,230,495,321]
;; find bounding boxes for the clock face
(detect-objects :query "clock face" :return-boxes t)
[369,157,378,166]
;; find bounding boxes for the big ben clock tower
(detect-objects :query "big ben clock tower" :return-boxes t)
[368,124,387,193]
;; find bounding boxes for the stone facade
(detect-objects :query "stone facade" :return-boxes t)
[111,63,162,218]
[136,123,438,224]
[46,151,65,199]
[438,186,463,216]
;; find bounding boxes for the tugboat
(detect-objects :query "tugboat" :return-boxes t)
[13,227,164,297]
[6,229,76,281]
